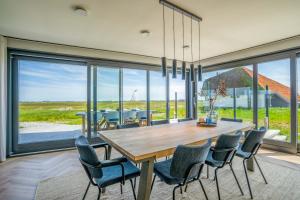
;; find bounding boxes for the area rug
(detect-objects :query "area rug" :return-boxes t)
[35,157,300,200]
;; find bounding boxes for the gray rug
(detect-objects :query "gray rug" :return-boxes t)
[35,157,300,200]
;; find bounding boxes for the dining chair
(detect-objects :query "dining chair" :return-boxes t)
[205,131,243,200]
[236,127,267,199]
[75,135,140,200]
[151,140,211,200]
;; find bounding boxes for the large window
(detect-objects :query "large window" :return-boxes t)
[150,71,166,121]
[258,59,291,142]
[94,67,120,131]
[198,66,253,122]
[297,56,300,142]
[169,72,186,119]
[18,59,87,144]
[123,68,147,125]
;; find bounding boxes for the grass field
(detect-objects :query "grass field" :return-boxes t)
[19,101,299,141]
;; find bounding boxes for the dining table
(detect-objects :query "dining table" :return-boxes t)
[100,120,254,200]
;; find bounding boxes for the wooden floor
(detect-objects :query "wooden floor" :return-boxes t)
[0,148,299,200]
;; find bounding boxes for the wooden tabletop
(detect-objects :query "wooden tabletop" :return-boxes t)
[100,120,254,163]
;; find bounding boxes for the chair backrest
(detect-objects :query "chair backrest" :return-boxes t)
[170,140,211,179]
[136,111,147,120]
[117,123,140,129]
[221,118,243,122]
[75,136,103,179]
[241,127,267,153]
[103,111,119,122]
[213,131,242,161]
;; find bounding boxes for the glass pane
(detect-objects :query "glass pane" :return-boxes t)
[150,71,166,121]
[198,69,235,119]
[169,72,186,119]
[123,68,147,125]
[297,57,300,142]
[18,59,87,144]
[95,67,120,131]
[258,58,291,142]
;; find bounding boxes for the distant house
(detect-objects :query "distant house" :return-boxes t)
[200,67,293,108]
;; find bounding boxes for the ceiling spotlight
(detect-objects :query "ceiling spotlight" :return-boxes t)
[140,30,150,37]
[73,6,88,16]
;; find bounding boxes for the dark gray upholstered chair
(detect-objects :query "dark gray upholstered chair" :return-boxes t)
[75,135,140,200]
[220,118,243,123]
[205,131,243,200]
[151,140,211,200]
[116,123,140,129]
[236,127,267,199]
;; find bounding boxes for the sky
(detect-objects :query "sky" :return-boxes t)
[19,58,297,102]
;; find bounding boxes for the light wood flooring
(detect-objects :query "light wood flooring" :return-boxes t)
[0,148,299,200]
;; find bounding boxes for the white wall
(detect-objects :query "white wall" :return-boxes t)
[0,35,7,162]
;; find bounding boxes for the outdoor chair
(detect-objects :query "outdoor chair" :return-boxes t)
[123,110,137,124]
[236,127,267,199]
[151,140,211,200]
[103,111,120,129]
[205,131,244,200]
[136,111,148,126]
[75,135,140,200]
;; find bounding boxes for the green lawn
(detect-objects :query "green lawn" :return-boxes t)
[19,101,299,141]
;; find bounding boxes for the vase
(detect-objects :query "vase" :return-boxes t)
[206,110,218,124]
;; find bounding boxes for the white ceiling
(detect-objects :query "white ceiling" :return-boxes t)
[0,0,300,61]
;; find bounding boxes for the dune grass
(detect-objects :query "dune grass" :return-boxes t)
[19,101,299,141]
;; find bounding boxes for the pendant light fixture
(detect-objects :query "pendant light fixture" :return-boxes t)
[172,8,177,78]
[159,0,203,79]
[197,20,202,82]
[161,4,167,77]
[190,16,195,82]
[181,12,186,80]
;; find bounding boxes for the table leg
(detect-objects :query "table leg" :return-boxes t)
[247,158,254,171]
[107,145,112,160]
[137,159,154,200]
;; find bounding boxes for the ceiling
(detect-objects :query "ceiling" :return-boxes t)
[0,0,300,61]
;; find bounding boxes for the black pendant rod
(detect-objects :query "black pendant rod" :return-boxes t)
[159,0,202,22]
[190,16,193,63]
[181,12,186,80]
[161,4,167,77]
[173,9,175,59]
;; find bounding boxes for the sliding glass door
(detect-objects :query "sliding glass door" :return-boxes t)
[12,56,87,153]
[257,59,291,143]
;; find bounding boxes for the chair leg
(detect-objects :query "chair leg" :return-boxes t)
[207,165,209,179]
[243,159,253,199]
[151,175,156,192]
[229,164,244,196]
[82,182,91,200]
[198,179,209,200]
[180,186,183,194]
[97,187,102,200]
[172,185,180,200]
[215,168,221,200]
[130,179,137,200]
[120,183,123,194]
[254,156,268,184]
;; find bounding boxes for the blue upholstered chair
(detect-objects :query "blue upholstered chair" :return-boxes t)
[151,140,211,200]
[236,127,267,199]
[205,132,243,200]
[75,136,140,200]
